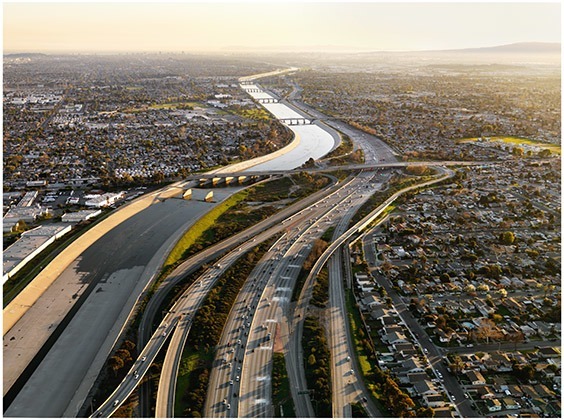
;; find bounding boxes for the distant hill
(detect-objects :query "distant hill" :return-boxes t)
[444,42,561,55]
[4,53,48,58]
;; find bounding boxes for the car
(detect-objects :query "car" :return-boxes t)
[424,348,429,354]
[133,370,138,375]
[236,376,240,382]
[347,356,351,361]
[451,394,456,401]
[141,356,146,362]
[229,380,234,385]
[227,404,231,410]
[134,374,139,380]
[362,397,367,403]
[350,369,354,374]
[113,400,120,407]
[223,398,227,405]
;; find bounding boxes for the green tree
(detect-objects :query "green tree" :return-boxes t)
[512,147,524,157]
[108,356,124,376]
[308,354,317,366]
[500,231,515,245]
[538,149,552,158]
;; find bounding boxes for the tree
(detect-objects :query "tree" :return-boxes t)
[472,318,502,343]
[490,314,503,324]
[500,231,515,245]
[512,147,524,157]
[123,340,136,352]
[513,364,535,382]
[417,407,434,417]
[538,149,552,158]
[439,273,451,283]
[108,356,124,376]
[308,354,317,366]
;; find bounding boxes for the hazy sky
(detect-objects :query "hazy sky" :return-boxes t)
[3,1,561,53]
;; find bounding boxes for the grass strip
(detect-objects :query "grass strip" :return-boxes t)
[163,190,250,269]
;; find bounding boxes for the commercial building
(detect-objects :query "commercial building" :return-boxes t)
[61,209,101,223]
[3,224,72,283]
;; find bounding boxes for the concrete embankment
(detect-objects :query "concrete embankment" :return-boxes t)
[213,130,302,174]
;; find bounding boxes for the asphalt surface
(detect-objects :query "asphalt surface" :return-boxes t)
[204,176,375,417]
[326,173,384,417]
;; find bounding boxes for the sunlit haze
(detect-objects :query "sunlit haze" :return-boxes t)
[3,1,561,53]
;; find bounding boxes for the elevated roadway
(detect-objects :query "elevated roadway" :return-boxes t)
[204,175,378,417]
[187,160,484,181]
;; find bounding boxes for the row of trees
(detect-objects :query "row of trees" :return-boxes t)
[291,238,328,302]
[302,317,332,418]
[311,268,329,308]
[179,241,273,416]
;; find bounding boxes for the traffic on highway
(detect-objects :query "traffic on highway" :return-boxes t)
[77,68,466,419]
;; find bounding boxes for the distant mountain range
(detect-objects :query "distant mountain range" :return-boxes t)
[4,52,48,58]
[440,42,561,54]
[4,42,560,57]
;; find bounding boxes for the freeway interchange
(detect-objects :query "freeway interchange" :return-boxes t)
[88,73,468,418]
[91,165,457,418]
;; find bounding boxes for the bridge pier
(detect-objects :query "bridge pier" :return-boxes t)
[204,191,214,202]
[182,189,192,200]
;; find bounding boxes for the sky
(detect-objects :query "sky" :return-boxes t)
[3,1,562,54]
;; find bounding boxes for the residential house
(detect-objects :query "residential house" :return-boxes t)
[534,384,556,399]
[423,393,446,408]
[412,380,438,397]
[476,386,496,400]
[431,406,455,417]
[467,370,487,386]
[360,294,381,311]
[369,307,388,321]
[399,358,426,374]
[382,331,409,345]
[507,385,524,398]
[502,397,521,410]
[486,399,502,412]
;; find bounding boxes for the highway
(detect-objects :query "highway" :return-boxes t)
[153,182,354,417]
[185,159,485,180]
[204,174,382,417]
[326,172,384,417]
[91,318,180,418]
[134,174,345,416]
